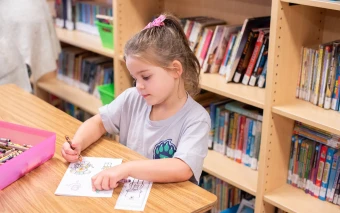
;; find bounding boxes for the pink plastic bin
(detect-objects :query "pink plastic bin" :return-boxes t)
[0,121,56,190]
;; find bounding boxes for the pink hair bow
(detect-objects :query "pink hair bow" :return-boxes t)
[143,15,166,30]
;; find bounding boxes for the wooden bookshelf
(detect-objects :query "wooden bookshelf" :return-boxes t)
[203,150,258,196]
[264,184,340,213]
[200,73,265,109]
[256,1,340,212]
[37,77,102,115]
[272,99,340,135]
[55,27,114,58]
[281,0,340,11]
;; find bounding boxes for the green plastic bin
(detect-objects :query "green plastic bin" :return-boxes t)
[95,21,114,50]
[97,84,114,105]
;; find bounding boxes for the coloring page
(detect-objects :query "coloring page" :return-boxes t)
[55,157,122,197]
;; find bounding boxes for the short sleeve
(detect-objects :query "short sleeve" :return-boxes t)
[99,88,129,134]
[173,121,210,184]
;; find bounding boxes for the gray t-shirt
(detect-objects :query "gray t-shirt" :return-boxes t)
[99,87,211,183]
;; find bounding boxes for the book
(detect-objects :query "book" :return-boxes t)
[233,30,259,83]
[188,17,226,52]
[242,29,269,85]
[324,42,340,109]
[202,25,226,73]
[226,16,270,83]
[211,25,242,74]
[225,101,263,121]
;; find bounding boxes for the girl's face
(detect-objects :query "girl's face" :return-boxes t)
[126,56,177,106]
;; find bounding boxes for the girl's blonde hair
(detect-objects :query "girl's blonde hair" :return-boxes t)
[124,13,200,96]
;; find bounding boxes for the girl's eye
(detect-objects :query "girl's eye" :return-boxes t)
[142,76,150,80]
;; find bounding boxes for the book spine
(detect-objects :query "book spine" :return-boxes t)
[297,47,305,98]
[305,141,316,193]
[288,135,298,184]
[233,31,258,83]
[226,112,234,158]
[324,42,339,109]
[235,116,246,163]
[310,143,321,196]
[329,157,340,202]
[250,120,260,170]
[332,175,340,204]
[213,107,221,152]
[306,49,316,101]
[245,120,254,167]
[312,45,325,105]
[298,140,306,188]
[326,152,339,201]
[199,29,214,67]
[292,137,302,187]
[222,111,230,155]
[314,145,328,198]
[219,34,237,75]
[195,29,208,60]
[310,50,319,103]
[299,48,308,99]
[318,45,333,108]
[319,147,336,200]
[303,141,313,190]
[257,60,268,88]
[241,118,250,165]
[225,32,242,82]
[331,47,340,110]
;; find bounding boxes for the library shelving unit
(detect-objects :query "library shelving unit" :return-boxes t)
[36,0,340,212]
[258,0,340,213]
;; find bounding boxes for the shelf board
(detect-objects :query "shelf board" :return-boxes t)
[203,150,258,196]
[37,77,102,115]
[272,99,340,135]
[281,0,340,11]
[200,73,265,109]
[264,184,340,213]
[55,27,114,58]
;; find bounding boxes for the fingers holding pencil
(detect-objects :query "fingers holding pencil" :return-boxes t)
[61,135,83,162]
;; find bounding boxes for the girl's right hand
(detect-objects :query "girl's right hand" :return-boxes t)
[61,141,82,163]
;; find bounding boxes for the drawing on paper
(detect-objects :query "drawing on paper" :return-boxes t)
[114,178,153,211]
[55,157,123,198]
[124,179,145,200]
[67,180,81,191]
[102,162,114,170]
[70,161,94,175]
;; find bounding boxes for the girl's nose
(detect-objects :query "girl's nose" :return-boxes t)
[136,81,144,89]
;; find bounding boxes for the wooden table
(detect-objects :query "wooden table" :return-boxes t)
[0,84,217,213]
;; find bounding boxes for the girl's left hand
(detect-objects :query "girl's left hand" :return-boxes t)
[91,164,130,191]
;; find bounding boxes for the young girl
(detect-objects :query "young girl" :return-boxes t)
[61,14,211,191]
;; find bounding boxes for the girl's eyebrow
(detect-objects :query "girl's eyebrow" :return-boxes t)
[136,70,149,74]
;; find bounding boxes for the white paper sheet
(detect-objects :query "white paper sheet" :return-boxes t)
[55,157,123,197]
[114,177,153,211]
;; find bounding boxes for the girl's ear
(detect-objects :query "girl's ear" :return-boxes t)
[170,60,183,79]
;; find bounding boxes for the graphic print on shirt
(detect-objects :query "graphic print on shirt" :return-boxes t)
[153,139,177,159]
